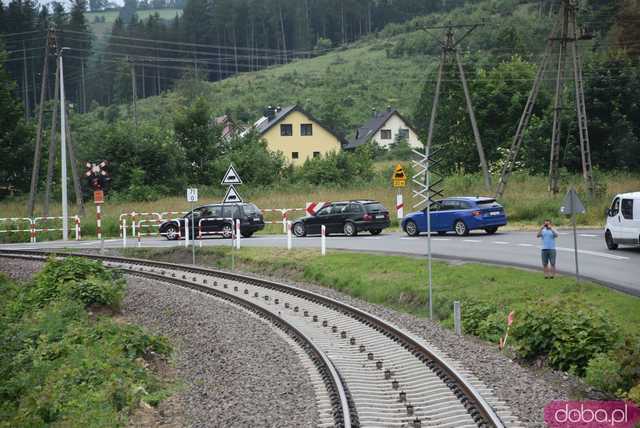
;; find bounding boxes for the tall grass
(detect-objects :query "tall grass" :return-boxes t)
[1,172,638,242]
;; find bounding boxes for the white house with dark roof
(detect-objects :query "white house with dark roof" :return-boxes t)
[345,108,422,150]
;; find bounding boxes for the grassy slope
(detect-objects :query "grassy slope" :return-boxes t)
[123,246,640,339]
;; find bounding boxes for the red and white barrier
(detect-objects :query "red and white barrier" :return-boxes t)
[0,217,35,243]
[96,205,102,240]
[32,216,81,242]
[119,211,163,237]
[321,224,326,256]
[261,208,305,233]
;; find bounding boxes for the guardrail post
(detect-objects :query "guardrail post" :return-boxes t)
[287,221,292,250]
[74,216,81,241]
[137,224,141,248]
[30,219,36,243]
[122,219,127,248]
[454,301,462,336]
[321,225,326,256]
[131,219,136,246]
[282,210,288,234]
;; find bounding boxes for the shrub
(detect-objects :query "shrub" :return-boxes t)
[461,301,506,343]
[32,257,125,309]
[510,298,619,375]
[585,353,624,394]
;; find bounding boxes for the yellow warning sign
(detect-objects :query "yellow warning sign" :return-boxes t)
[392,164,406,188]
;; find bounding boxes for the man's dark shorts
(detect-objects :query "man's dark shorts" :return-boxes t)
[541,249,557,267]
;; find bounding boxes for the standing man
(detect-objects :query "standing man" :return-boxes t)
[537,219,559,279]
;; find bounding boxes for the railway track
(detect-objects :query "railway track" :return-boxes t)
[0,249,523,428]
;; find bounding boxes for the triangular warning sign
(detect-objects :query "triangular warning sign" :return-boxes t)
[393,164,406,180]
[221,164,243,185]
[223,185,243,204]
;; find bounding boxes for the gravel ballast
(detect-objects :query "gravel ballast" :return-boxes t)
[123,275,319,428]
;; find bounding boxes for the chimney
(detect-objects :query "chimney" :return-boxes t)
[387,105,392,112]
[264,105,276,120]
[372,107,377,117]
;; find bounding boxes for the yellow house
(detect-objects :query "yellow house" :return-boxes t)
[251,105,345,165]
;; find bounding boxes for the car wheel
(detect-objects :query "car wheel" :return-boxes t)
[454,220,469,236]
[344,222,357,237]
[485,227,498,235]
[222,224,233,239]
[165,225,179,241]
[404,220,419,237]
[605,230,618,250]
[241,232,254,238]
[370,229,382,236]
[293,222,306,237]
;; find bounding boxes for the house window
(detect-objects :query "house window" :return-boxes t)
[380,129,392,140]
[313,151,320,158]
[301,123,313,136]
[398,128,409,140]
[292,152,299,160]
[281,124,293,136]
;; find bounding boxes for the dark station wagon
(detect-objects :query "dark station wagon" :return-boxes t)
[159,203,265,240]
[292,200,390,237]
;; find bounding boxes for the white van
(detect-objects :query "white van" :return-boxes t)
[605,192,640,250]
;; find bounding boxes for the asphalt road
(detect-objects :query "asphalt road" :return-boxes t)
[2,229,639,295]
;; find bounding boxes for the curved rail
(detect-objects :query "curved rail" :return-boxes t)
[0,249,509,427]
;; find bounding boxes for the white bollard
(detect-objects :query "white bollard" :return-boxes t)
[74,216,81,241]
[396,192,404,231]
[454,301,462,336]
[321,225,326,256]
[122,219,127,248]
[137,228,141,248]
[131,220,136,245]
[184,217,190,248]
[235,219,241,250]
[287,221,292,250]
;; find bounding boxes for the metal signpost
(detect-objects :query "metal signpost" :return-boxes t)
[560,187,586,283]
[412,149,433,320]
[85,161,109,251]
[221,164,244,270]
[392,164,406,231]
[187,187,198,265]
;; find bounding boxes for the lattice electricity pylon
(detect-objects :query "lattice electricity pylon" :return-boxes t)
[496,0,594,197]
[411,147,445,209]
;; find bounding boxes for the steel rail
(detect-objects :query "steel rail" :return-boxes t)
[0,249,508,427]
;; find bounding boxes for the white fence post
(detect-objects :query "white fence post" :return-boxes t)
[122,219,127,248]
[287,221,292,250]
[184,217,190,248]
[396,192,404,232]
[74,216,80,241]
[235,219,241,250]
[321,225,326,256]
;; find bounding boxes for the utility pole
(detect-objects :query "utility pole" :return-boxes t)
[23,41,30,119]
[496,0,594,197]
[27,27,53,217]
[60,49,69,241]
[64,103,85,216]
[421,24,491,191]
[129,58,137,126]
[44,63,60,218]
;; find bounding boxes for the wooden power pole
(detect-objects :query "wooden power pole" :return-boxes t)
[496,0,594,198]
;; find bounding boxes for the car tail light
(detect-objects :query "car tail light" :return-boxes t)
[472,210,482,217]
[363,213,372,221]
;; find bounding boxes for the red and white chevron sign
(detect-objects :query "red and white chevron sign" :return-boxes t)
[305,202,328,216]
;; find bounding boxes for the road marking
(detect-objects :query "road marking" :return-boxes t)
[463,239,481,243]
[433,238,451,241]
[493,241,510,245]
[556,247,629,260]
[400,237,418,240]
[579,234,599,238]
[518,243,535,247]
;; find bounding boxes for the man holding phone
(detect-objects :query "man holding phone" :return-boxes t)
[537,219,559,278]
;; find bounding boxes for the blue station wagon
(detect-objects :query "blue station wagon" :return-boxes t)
[401,197,508,236]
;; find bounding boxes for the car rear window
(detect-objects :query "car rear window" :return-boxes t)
[475,199,497,206]
[364,203,385,212]
[243,204,261,216]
